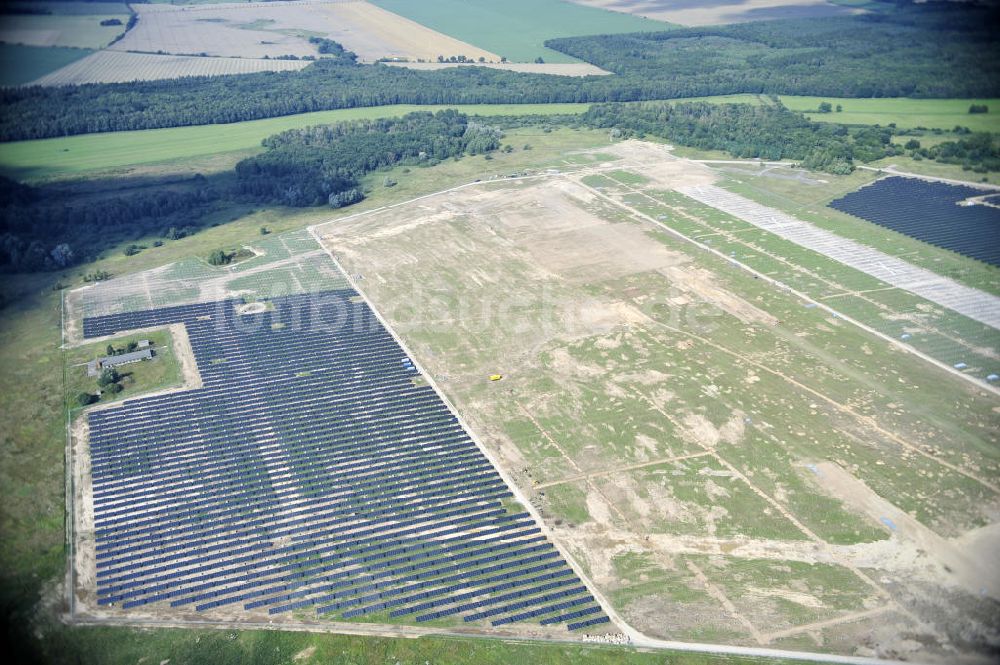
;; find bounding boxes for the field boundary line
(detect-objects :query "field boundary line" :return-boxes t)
[685,560,766,645]
[761,605,893,643]
[514,400,630,524]
[534,451,713,489]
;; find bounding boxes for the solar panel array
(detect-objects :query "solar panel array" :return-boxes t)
[84,289,608,631]
[828,177,1000,266]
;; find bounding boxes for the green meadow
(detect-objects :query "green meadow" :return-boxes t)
[370,0,669,63]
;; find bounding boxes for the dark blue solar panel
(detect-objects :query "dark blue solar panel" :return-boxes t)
[83,288,593,630]
[828,176,1000,266]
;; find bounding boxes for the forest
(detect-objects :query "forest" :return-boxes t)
[0,3,996,141]
[548,5,1000,99]
[582,101,898,174]
[236,110,501,206]
[0,111,500,272]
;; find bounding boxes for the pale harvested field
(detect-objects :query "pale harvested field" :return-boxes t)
[111,1,497,63]
[33,50,311,86]
[568,0,860,25]
[386,61,610,77]
[315,142,1000,661]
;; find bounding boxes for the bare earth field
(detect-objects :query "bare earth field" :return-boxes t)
[315,142,1000,662]
[568,0,861,25]
[110,0,498,63]
[32,50,311,86]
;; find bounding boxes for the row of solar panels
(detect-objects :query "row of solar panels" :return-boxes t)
[85,291,608,631]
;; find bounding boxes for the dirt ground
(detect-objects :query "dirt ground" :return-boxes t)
[315,142,1000,662]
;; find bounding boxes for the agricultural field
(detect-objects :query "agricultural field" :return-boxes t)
[566,0,861,25]
[0,104,592,181]
[780,96,1000,133]
[6,94,995,179]
[109,1,496,63]
[31,50,312,86]
[0,6,129,50]
[369,0,667,63]
[316,140,1000,661]
[0,42,91,86]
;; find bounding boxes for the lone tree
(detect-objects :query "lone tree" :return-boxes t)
[207,249,232,266]
[969,104,989,114]
[98,367,120,388]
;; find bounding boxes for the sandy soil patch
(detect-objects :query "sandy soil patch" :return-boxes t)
[600,140,716,190]
[808,461,1000,599]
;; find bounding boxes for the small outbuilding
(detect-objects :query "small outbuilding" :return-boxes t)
[87,349,153,376]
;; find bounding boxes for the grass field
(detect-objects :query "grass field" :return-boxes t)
[370,0,669,63]
[6,94,997,182]
[780,96,1000,132]
[0,43,92,86]
[0,103,591,180]
[0,12,129,50]
[63,329,181,410]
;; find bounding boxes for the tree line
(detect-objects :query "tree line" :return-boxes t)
[235,110,501,207]
[0,111,500,272]
[1,3,997,141]
[582,101,898,174]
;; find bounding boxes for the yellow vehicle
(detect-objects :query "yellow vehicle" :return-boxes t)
[489,374,503,381]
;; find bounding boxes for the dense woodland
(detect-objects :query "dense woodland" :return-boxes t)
[583,101,898,174]
[236,110,500,206]
[0,111,499,271]
[911,134,1000,173]
[0,4,997,141]
[549,5,1000,99]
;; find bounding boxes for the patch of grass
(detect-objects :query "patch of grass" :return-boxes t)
[28,621,814,665]
[369,0,670,63]
[0,43,92,86]
[64,329,181,410]
[780,96,1000,132]
[0,104,593,181]
[539,481,590,525]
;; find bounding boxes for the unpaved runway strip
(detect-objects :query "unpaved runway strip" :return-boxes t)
[675,184,1000,330]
